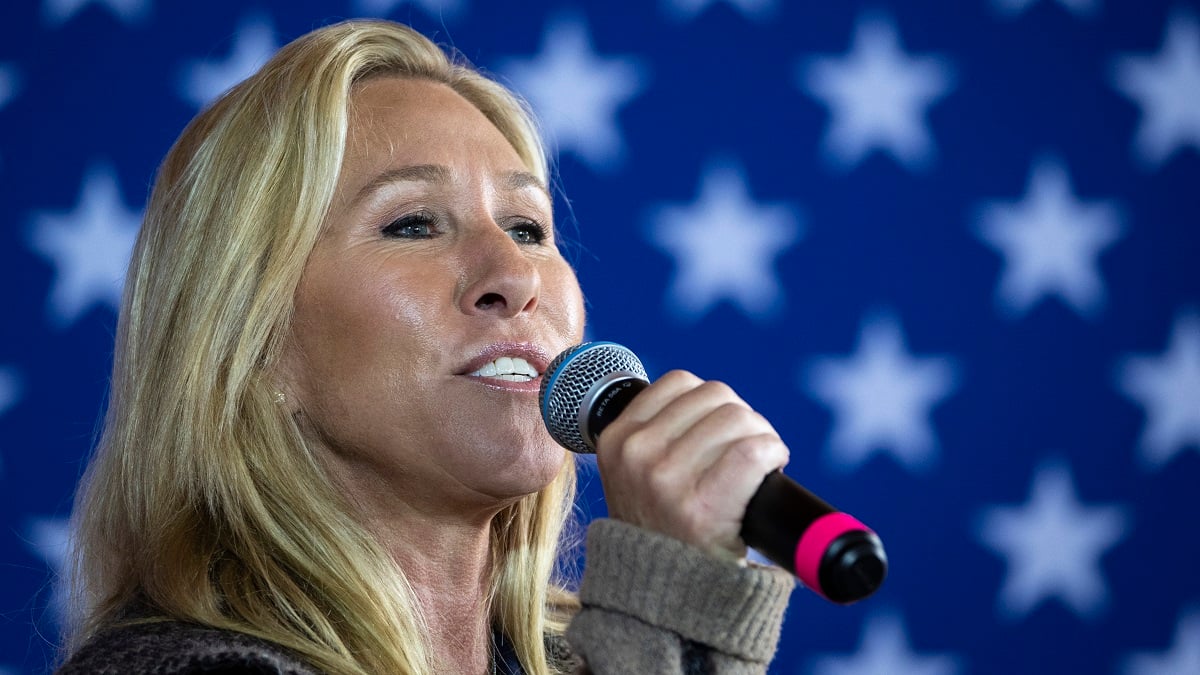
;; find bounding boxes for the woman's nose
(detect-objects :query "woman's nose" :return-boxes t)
[458,227,541,318]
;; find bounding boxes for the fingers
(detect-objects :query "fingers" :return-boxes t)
[593,369,791,560]
[599,371,746,458]
[607,369,708,427]
[656,421,789,551]
[670,402,780,473]
[695,432,790,518]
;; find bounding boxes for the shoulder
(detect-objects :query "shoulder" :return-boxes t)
[56,620,320,675]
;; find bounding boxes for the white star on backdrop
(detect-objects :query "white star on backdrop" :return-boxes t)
[42,0,151,25]
[977,460,1129,620]
[810,611,962,675]
[500,13,647,172]
[0,368,20,474]
[645,160,801,321]
[804,312,959,473]
[0,369,18,416]
[1122,608,1200,675]
[25,517,72,626]
[974,156,1123,319]
[1116,310,1200,469]
[179,13,278,109]
[0,64,19,111]
[799,13,954,172]
[1111,10,1200,169]
[0,64,17,169]
[660,0,777,22]
[990,0,1100,18]
[28,163,141,327]
[353,0,466,21]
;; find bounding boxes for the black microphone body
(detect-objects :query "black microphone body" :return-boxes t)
[540,342,887,605]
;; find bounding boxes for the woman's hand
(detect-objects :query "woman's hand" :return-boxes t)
[593,370,790,562]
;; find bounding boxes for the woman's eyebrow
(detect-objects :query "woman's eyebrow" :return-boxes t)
[355,164,451,204]
[500,170,550,199]
[354,165,548,202]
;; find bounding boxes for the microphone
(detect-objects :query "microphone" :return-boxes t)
[540,341,887,605]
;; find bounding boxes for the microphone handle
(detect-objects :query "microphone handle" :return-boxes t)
[743,471,886,604]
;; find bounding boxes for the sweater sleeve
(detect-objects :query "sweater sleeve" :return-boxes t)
[566,518,795,675]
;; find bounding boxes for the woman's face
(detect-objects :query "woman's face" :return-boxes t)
[281,77,585,516]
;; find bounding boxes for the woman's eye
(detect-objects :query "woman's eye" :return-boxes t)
[507,221,548,245]
[382,213,436,238]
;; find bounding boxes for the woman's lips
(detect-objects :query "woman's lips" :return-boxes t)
[458,343,552,392]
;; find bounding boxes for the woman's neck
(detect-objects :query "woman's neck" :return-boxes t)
[322,455,517,672]
[359,491,505,673]
[389,516,496,672]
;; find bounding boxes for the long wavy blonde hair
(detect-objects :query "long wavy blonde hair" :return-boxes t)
[64,19,578,674]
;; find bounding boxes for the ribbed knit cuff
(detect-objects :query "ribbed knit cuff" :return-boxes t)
[579,518,794,662]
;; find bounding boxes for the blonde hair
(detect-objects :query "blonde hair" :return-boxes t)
[65,19,577,674]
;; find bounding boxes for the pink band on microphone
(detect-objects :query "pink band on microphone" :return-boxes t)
[794,512,871,599]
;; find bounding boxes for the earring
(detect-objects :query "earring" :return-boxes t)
[272,390,287,404]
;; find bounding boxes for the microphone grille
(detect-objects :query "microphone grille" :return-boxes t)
[539,342,647,453]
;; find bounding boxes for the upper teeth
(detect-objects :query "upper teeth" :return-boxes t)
[471,356,539,381]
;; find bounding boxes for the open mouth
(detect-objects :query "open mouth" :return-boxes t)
[468,356,540,382]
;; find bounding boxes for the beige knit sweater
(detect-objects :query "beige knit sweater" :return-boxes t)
[57,519,795,674]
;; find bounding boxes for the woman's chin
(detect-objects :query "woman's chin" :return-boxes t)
[476,440,568,498]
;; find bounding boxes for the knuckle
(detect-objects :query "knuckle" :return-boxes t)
[622,426,661,460]
[730,434,787,469]
[645,458,678,493]
[697,380,738,402]
[657,369,703,388]
[711,401,752,425]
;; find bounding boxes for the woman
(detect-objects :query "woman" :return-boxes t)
[58,19,793,674]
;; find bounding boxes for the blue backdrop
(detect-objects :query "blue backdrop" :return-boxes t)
[2,0,1199,673]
